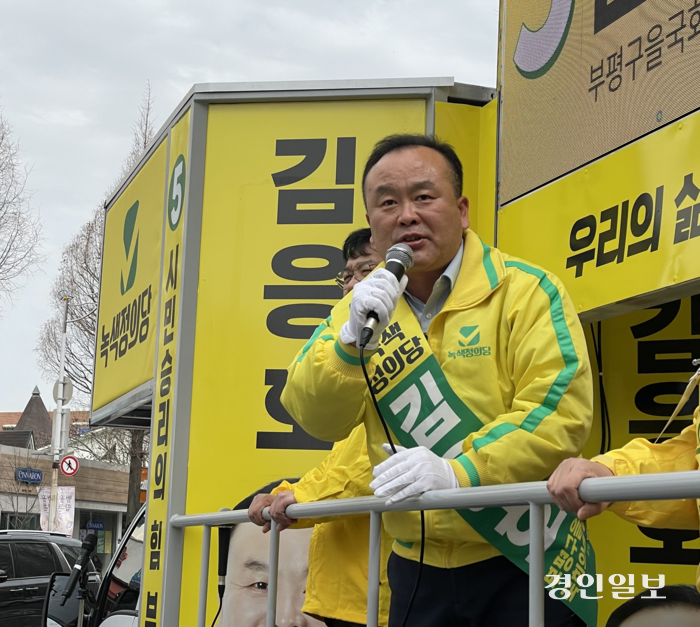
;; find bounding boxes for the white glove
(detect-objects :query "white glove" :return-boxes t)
[370,444,459,506]
[339,268,408,351]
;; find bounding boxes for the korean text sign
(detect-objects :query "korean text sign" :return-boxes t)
[501,0,700,203]
[140,109,190,627]
[498,107,700,318]
[583,297,700,621]
[179,99,426,626]
[93,141,167,410]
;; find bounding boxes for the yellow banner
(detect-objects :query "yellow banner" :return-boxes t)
[502,0,700,203]
[499,107,700,318]
[581,297,700,622]
[435,101,481,207]
[179,99,426,625]
[435,100,497,245]
[477,98,498,247]
[93,141,167,411]
[140,108,190,627]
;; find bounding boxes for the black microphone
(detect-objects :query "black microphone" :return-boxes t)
[359,243,414,349]
[217,510,232,601]
[61,533,97,606]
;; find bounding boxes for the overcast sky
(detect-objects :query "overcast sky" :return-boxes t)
[0,0,499,411]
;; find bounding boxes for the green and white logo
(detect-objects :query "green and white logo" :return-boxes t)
[450,326,491,359]
[458,325,481,347]
[514,0,575,79]
[120,200,139,295]
[168,155,186,231]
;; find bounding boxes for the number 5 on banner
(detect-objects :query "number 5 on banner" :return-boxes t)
[168,155,186,230]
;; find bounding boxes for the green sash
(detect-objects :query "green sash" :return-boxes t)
[369,299,597,626]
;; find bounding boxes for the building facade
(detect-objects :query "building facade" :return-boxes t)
[0,446,129,574]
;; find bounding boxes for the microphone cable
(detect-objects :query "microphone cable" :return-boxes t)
[210,600,222,627]
[590,322,611,454]
[360,344,425,627]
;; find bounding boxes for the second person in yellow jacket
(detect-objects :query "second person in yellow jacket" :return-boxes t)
[249,228,391,627]
[548,406,700,591]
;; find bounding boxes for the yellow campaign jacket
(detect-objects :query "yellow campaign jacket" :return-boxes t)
[282,229,593,569]
[272,423,392,626]
[593,407,700,589]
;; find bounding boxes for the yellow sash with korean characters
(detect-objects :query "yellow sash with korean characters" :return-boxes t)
[369,298,597,626]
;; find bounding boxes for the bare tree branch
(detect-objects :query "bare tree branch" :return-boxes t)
[35,207,103,405]
[67,423,149,466]
[35,83,156,517]
[35,81,157,409]
[119,80,156,184]
[0,107,45,314]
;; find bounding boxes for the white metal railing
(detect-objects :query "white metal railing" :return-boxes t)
[170,471,700,627]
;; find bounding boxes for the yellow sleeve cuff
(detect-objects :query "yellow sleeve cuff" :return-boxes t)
[288,481,316,504]
[271,480,296,497]
[272,475,322,504]
[269,481,316,529]
[448,458,470,487]
[325,339,376,379]
[591,455,621,476]
[448,449,491,487]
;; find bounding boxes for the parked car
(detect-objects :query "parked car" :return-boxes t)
[43,507,144,627]
[0,530,99,627]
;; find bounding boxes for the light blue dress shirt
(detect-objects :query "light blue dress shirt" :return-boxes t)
[403,241,464,333]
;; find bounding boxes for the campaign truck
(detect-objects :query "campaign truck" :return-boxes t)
[42,13,700,617]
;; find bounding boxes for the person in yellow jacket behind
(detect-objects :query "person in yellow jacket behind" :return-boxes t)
[548,404,700,591]
[249,228,392,627]
[281,134,593,627]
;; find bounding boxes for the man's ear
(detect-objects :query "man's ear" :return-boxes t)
[458,196,470,231]
[365,212,375,245]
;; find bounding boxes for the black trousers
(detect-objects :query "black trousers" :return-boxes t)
[388,553,586,627]
[325,620,365,627]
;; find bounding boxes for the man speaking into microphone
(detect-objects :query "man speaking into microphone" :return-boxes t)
[281,134,593,627]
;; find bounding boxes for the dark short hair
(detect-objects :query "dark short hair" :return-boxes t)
[361,134,463,204]
[606,585,700,626]
[342,228,373,262]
